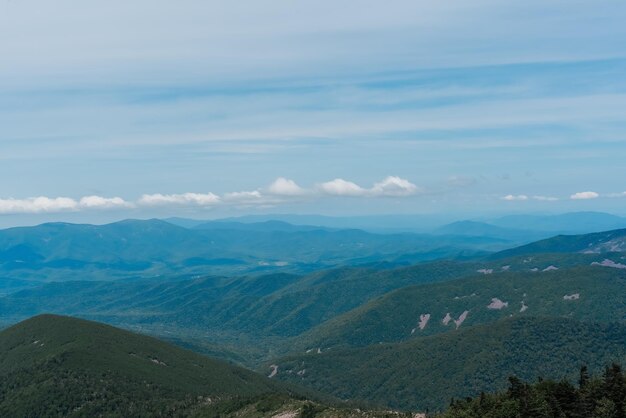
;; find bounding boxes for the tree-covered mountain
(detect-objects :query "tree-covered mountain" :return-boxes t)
[296,265,626,349]
[273,317,626,412]
[437,364,626,418]
[492,228,626,259]
[0,314,283,416]
[0,261,485,363]
[0,244,623,364]
[0,314,415,417]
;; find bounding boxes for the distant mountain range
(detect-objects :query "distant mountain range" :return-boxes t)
[0,218,523,293]
[1,220,625,413]
[171,211,626,235]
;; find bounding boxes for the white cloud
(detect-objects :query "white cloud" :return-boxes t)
[0,197,77,214]
[267,177,306,196]
[138,192,220,206]
[532,195,558,201]
[0,176,422,214]
[502,194,528,201]
[0,195,132,214]
[370,176,420,197]
[607,191,626,198]
[317,179,367,197]
[223,190,263,202]
[79,195,133,209]
[570,191,599,200]
[317,176,419,197]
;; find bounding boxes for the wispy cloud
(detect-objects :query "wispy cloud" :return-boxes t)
[138,193,220,207]
[570,191,599,200]
[502,194,528,201]
[531,195,559,201]
[0,196,131,214]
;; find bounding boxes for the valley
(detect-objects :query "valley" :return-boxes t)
[0,216,625,415]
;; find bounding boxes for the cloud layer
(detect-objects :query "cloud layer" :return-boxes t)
[0,176,421,214]
[317,176,420,197]
[570,191,599,200]
[2,180,622,215]
[0,195,131,214]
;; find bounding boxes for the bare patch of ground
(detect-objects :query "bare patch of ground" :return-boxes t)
[487,298,508,310]
[272,411,298,418]
[454,311,469,329]
[591,259,626,269]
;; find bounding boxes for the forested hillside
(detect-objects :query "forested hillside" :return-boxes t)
[437,364,626,418]
[274,317,626,411]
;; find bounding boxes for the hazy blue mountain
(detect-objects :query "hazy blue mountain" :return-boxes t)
[162,217,209,228]
[208,213,457,233]
[201,212,626,235]
[0,218,511,287]
[490,211,626,234]
[434,220,551,242]
[193,220,333,232]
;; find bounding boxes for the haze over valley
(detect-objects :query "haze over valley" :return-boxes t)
[1,0,625,416]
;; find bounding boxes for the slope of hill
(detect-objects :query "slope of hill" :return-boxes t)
[493,228,626,259]
[273,316,626,412]
[0,249,621,365]
[0,261,484,363]
[0,314,283,416]
[0,314,420,417]
[296,266,626,350]
[437,364,626,418]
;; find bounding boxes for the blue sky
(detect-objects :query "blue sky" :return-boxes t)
[1,0,626,225]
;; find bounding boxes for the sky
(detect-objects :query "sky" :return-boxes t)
[1,0,626,226]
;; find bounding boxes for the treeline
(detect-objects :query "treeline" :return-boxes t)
[438,364,625,418]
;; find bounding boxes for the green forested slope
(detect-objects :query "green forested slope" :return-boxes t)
[493,228,626,259]
[0,314,283,417]
[274,317,626,412]
[437,364,626,418]
[0,315,418,418]
[297,266,626,349]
